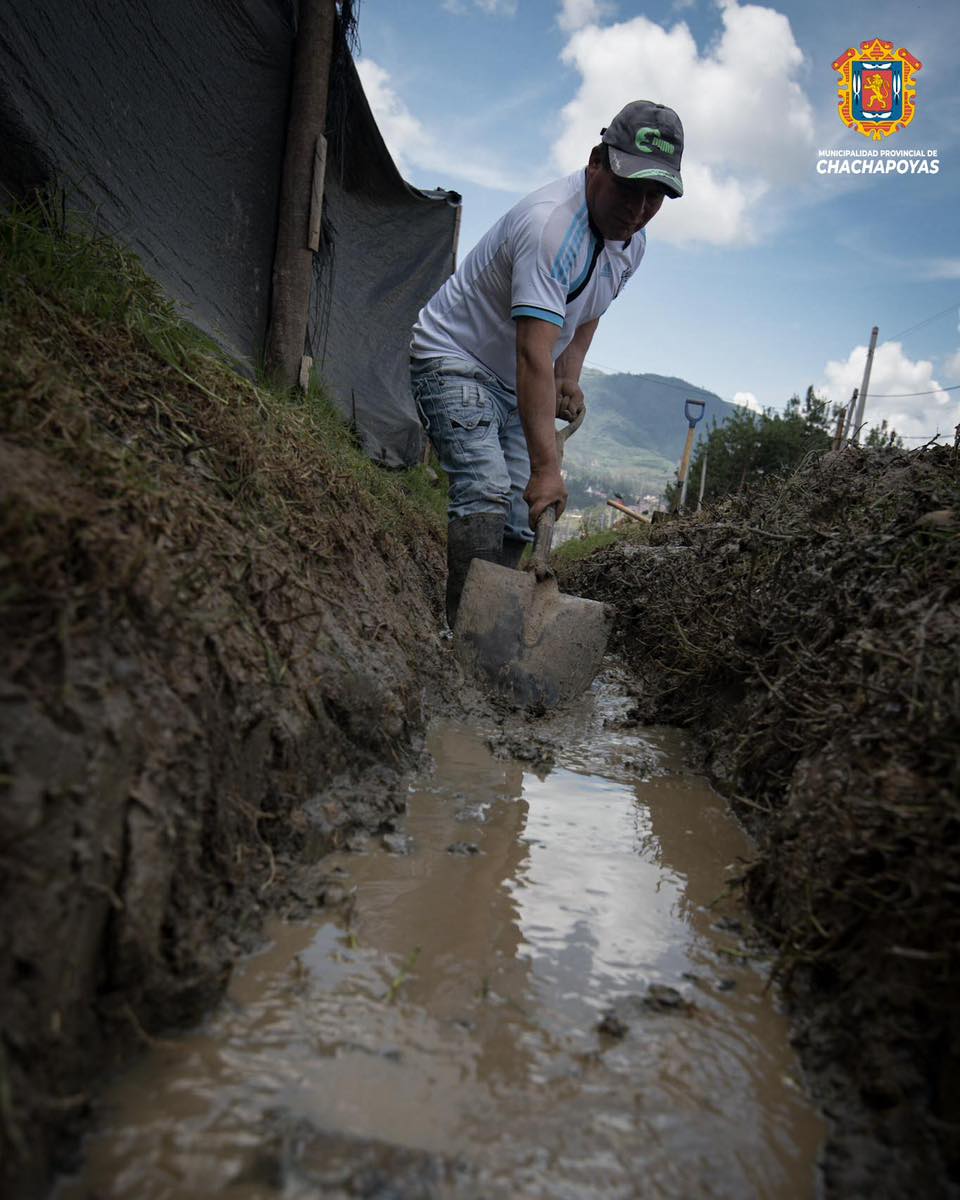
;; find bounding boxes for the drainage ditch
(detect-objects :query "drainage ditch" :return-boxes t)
[53,674,823,1200]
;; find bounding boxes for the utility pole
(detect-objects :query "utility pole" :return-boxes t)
[849,327,879,444]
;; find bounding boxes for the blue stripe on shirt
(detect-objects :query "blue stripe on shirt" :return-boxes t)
[511,305,564,327]
[564,231,599,297]
[549,201,588,287]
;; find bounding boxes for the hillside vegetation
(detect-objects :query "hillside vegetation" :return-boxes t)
[563,367,730,498]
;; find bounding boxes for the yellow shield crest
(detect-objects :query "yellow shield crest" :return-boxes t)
[832,38,922,141]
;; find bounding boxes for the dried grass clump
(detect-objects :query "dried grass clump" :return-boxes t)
[559,443,960,1181]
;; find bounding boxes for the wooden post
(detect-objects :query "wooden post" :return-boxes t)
[307,135,328,253]
[696,449,708,511]
[265,1,336,388]
[833,400,850,449]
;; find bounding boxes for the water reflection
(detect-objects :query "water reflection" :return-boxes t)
[54,702,823,1200]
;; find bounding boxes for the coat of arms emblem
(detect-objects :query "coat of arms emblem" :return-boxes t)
[832,38,922,140]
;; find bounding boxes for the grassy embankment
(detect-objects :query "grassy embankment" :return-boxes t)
[556,447,960,1193]
[0,201,447,1193]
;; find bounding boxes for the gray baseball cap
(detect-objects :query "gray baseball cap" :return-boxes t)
[601,100,684,198]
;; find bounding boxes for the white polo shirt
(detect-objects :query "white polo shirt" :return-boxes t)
[411,170,645,392]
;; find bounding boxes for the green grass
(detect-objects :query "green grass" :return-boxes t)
[0,194,217,366]
[1,196,451,680]
[284,381,448,531]
[0,198,447,536]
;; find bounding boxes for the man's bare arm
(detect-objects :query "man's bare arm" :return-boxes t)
[515,316,565,527]
[553,316,599,420]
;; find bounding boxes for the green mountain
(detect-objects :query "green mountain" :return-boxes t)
[564,368,736,499]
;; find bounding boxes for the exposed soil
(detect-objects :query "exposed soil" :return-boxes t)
[556,445,960,1198]
[0,215,454,1197]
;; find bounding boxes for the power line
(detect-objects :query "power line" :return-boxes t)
[887,301,960,343]
[868,382,960,398]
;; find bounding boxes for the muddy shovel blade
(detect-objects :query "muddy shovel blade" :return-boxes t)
[453,559,614,708]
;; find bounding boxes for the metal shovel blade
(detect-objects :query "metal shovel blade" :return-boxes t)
[453,558,615,708]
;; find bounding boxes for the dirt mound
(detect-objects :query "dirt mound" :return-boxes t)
[0,209,449,1195]
[558,445,960,1196]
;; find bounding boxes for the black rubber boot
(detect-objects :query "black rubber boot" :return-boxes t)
[500,536,528,570]
[446,512,505,629]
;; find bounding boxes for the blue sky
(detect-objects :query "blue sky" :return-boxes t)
[354,0,960,440]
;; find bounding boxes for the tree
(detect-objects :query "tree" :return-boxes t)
[864,419,904,449]
[666,386,838,507]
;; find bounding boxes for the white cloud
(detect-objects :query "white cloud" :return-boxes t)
[442,0,517,14]
[820,341,960,441]
[356,59,431,176]
[552,1,815,246]
[356,57,523,192]
[942,349,960,380]
[732,390,762,412]
[557,0,616,33]
[917,258,960,281]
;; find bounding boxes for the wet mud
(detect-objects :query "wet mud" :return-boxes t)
[53,675,823,1199]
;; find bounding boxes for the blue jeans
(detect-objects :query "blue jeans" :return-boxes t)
[410,355,534,542]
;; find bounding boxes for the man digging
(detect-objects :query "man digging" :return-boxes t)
[410,100,685,628]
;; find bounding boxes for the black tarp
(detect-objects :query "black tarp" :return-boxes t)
[312,51,460,465]
[0,0,458,466]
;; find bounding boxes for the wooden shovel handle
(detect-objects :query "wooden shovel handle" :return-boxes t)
[530,409,585,571]
[558,407,585,444]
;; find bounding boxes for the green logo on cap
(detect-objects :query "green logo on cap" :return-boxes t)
[634,126,675,156]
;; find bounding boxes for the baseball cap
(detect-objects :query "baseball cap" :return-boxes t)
[601,101,684,198]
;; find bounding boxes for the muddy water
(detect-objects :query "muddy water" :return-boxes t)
[55,678,823,1199]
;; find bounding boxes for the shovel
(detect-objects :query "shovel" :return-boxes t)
[453,410,615,708]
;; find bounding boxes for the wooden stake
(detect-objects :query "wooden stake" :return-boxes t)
[833,402,849,449]
[696,449,708,511]
[307,135,328,253]
[265,1,336,387]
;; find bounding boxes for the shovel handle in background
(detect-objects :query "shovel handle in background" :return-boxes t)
[674,398,706,513]
[529,408,585,575]
[606,498,649,523]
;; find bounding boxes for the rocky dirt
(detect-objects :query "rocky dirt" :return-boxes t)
[557,443,960,1198]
